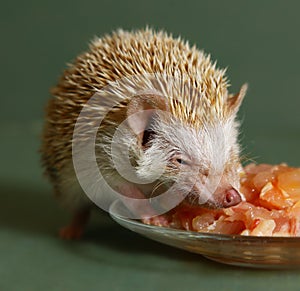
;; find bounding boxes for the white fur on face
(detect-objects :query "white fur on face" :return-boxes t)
[135,113,242,202]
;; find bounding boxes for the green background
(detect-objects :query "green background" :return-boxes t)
[1,1,300,290]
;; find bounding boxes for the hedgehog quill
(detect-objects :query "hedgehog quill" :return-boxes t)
[41,28,247,239]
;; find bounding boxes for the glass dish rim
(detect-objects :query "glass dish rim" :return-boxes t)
[109,199,300,243]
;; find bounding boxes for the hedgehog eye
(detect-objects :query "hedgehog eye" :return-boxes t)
[142,128,155,147]
[173,155,191,167]
[176,158,188,165]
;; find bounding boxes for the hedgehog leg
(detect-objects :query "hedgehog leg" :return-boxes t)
[59,208,91,239]
[56,161,94,239]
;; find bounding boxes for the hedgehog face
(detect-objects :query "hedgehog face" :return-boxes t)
[134,115,243,208]
[126,87,246,208]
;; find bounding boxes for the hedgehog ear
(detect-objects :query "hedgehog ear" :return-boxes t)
[227,83,248,115]
[127,94,169,145]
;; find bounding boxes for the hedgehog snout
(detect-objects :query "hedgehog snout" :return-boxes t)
[208,182,242,207]
[222,188,242,208]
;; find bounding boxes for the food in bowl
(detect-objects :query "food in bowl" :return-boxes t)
[143,163,300,236]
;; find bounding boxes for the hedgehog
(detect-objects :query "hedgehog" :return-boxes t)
[41,28,247,239]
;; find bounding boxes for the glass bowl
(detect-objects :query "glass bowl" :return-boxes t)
[109,199,300,268]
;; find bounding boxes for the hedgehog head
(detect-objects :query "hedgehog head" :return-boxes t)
[126,84,247,208]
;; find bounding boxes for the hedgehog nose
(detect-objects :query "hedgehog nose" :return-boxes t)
[223,188,242,208]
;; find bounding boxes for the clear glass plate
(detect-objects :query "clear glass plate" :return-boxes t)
[109,199,300,268]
